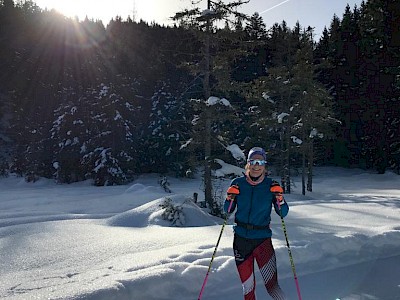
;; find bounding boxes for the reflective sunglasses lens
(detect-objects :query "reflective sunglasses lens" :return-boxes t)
[249,159,266,166]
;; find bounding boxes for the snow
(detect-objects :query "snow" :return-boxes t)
[225,144,246,162]
[291,136,303,145]
[262,92,275,104]
[180,138,192,150]
[1,167,400,300]
[214,159,244,178]
[309,128,324,139]
[205,96,232,107]
[277,112,289,123]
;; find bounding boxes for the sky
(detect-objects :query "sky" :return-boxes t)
[1,160,400,299]
[34,0,364,39]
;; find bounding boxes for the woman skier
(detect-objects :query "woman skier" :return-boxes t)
[224,146,288,300]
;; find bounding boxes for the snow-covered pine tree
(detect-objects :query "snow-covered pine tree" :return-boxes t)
[172,0,250,211]
[243,22,336,193]
[146,81,193,175]
[50,93,86,183]
[182,96,236,215]
[50,82,141,185]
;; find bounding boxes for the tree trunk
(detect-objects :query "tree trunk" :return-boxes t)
[204,109,213,209]
[280,130,286,191]
[302,143,306,195]
[307,139,313,192]
[285,127,291,194]
[203,0,213,209]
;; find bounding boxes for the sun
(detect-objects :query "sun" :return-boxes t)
[35,0,176,26]
[51,0,92,20]
[36,0,129,25]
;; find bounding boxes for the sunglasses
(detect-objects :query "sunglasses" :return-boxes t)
[249,159,267,166]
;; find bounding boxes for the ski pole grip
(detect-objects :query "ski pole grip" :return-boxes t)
[270,184,284,208]
[270,185,283,194]
[226,184,240,201]
[226,184,239,212]
[227,184,240,195]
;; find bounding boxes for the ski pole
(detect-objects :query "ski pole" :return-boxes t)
[277,199,302,300]
[197,199,234,300]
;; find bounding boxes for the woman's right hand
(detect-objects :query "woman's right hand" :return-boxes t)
[226,184,240,201]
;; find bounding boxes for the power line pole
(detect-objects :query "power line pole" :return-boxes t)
[132,0,137,22]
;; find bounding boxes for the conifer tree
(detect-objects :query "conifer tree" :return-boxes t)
[147,80,194,175]
[172,0,249,211]
[49,82,141,185]
[293,27,336,194]
[245,22,336,193]
[245,12,267,40]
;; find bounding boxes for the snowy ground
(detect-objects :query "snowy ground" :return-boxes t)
[0,167,399,300]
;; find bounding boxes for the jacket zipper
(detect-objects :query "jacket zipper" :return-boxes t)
[246,186,255,234]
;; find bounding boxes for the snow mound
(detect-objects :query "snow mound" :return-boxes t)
[0,174,55,188]
[106,198,164,227]
[106,196,221,228]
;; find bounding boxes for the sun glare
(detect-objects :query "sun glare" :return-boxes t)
[36,0,176,26]
[51,0,94,20]
[36,0,135,25]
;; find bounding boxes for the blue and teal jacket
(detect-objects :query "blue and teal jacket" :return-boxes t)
[224,175,289,239]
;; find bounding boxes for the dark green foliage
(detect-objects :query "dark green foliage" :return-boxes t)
[1,0,399,185]
[49,82,142,185]
[314,0,400,172]
[159,197,185,226]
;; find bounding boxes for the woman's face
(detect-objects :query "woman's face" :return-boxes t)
[248,154,266,177]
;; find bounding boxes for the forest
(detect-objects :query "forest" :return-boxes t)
[0,0,399,193]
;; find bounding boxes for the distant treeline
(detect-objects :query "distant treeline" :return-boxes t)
[0,0,399,185]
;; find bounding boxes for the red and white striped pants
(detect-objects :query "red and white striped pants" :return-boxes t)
[233,235,286,300]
